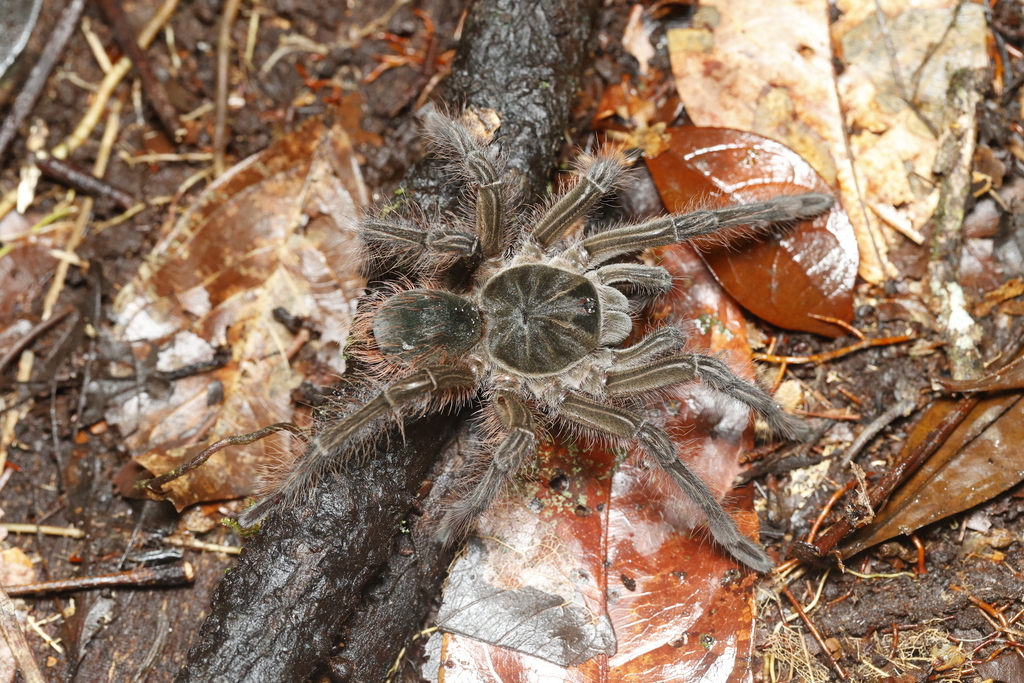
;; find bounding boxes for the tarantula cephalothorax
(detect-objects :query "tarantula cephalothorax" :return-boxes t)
[239,112,833,572]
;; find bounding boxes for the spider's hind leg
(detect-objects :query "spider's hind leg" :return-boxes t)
[604,352,809,441]
[556,391,773,572]
[436,390,537,544]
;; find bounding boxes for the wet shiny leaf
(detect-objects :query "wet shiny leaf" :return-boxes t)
[841,393,1024,557]
[436,245,763,681]
[645,127,858,338]
[110,113,367,509]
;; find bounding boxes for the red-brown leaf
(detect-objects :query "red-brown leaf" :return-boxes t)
[645,127,858,338]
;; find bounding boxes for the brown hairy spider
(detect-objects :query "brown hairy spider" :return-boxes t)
[238,111,833,572]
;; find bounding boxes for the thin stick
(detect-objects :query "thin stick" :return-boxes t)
[807,313,866,341]
[95,0,181,139]
[214,0,243,176]
[34,156,134,209]
[753,333,917,365]
[805,480,858,544]
[2,524,84,538]
[51,0,179,159]
[135,422,304,492]
[163,536,241,555]
[0,307,76,382]
[5,563,193,597]
[0,0,86,165]
[834,393,916,470]
[0,586,45,683]
[42,98,124,319]
[781,585,846,679]
[908,533,927,574]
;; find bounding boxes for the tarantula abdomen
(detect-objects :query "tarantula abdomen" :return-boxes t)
[373,290,484,365]
[242,110,835,573]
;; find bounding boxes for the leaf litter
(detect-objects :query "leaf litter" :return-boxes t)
[2,0,1024,679]
[108,111,368,509]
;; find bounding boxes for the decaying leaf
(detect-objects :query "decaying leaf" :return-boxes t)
[646,127,858,338]
[841,393,1024,557]
[431,245,766,680]
[109,112,367,509]
[834,1,988,265]
[666,0,988,288]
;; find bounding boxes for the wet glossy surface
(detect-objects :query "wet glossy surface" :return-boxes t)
[646,127,858,338]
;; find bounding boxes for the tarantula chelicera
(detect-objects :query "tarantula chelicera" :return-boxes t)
[239,112,833,572]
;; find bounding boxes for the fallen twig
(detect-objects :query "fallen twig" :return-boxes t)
[51,0,179,159]
[0,586,45,683]
[213,0,243,177]
[6,563,193,597]
[34,155,134,209]
[753,333,917,365]
[0,307,76,383]
[134,423,305,493]
[2,524,84,539]
[95,0,181,139]
[781,585,846,679]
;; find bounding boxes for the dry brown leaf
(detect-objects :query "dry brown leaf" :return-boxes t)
[110,113,367,509]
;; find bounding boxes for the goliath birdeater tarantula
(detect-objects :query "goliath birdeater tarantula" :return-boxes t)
[239,111,833,572]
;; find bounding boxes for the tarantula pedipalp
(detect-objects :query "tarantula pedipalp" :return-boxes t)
[239,112,833,572]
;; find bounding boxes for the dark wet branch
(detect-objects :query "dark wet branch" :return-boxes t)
[175,1,599,681]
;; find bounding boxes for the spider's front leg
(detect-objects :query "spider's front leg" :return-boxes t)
[238,365,479,528]
[436,390,537,544]
[556,391,774,572]
[361,216,478,267]
[422,112,507,257]
[531,153,627,247]
[582,193,834,264]
[605,351,809,441]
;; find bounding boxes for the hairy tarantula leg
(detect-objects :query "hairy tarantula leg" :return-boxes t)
[424,114,505,257]
[605,354,809,441]
[610,326,687,367]
[583,193,834,264]
[237,365,478,528]
[594,263,674,293]
[436,391,536,544]
[531,156,626,248]
[558,392,773,572]
[362,218,477,258]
